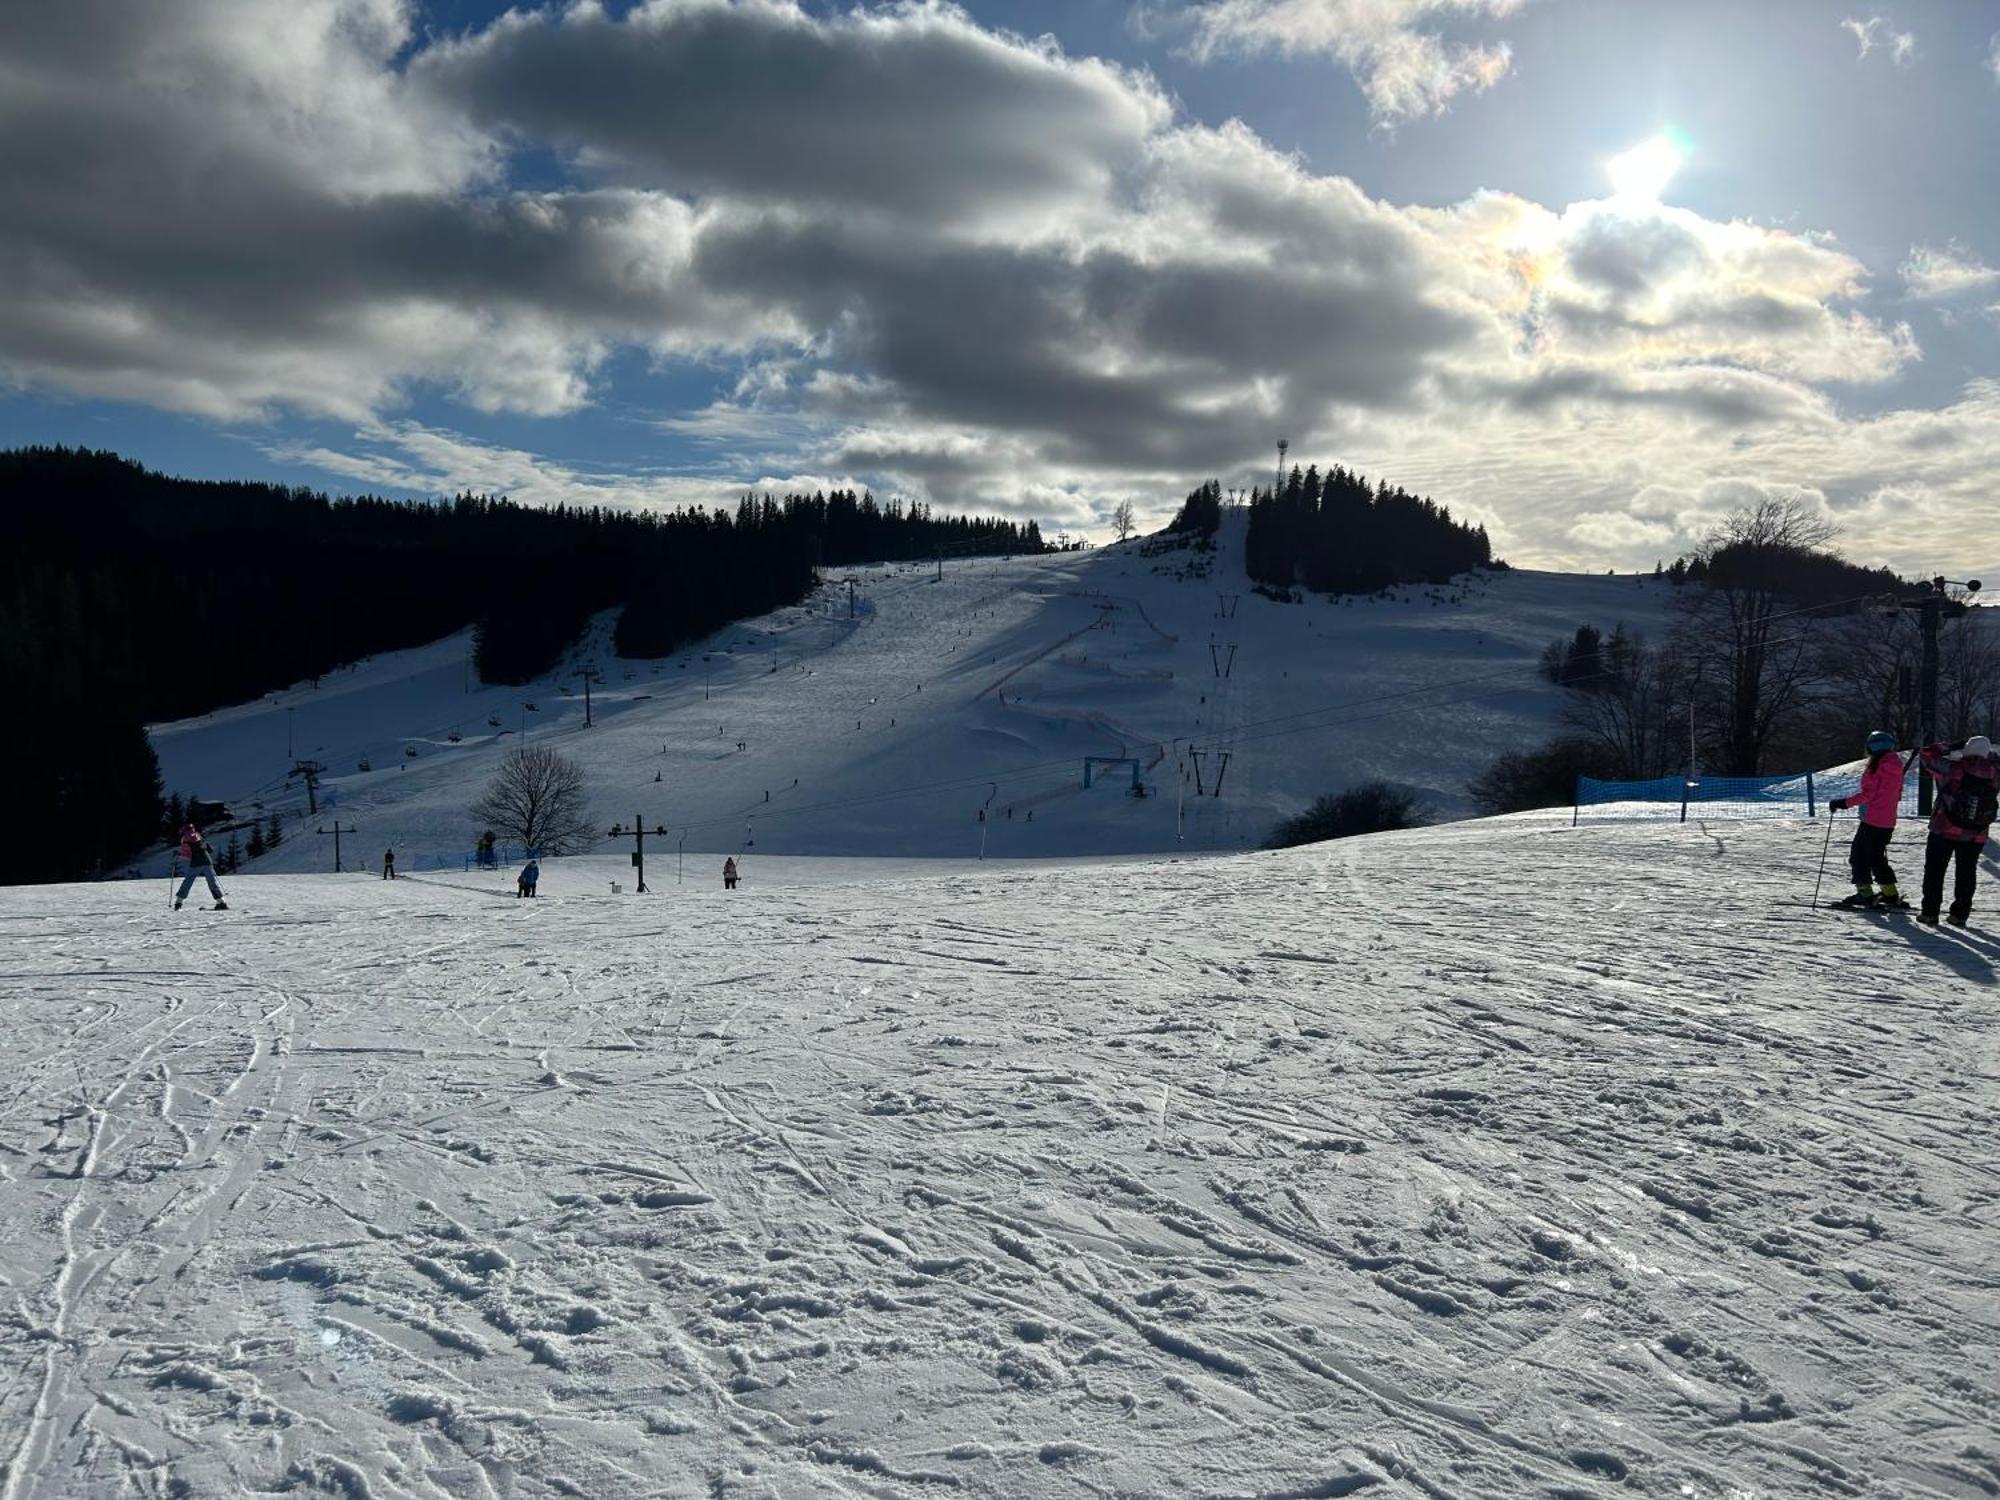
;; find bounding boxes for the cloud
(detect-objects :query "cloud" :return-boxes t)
[1990,31,2000,83]
[1842,15,1915,65]
[0,0,1992,572]
[268,419,852,513]
[1160,0,1524,122]
[414,0,1169,227]
[1901,241,2000,300]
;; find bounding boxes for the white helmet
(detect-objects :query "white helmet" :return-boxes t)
[1963,734,1993,759]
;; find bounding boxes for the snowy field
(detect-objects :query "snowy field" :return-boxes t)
[145,512,1676,872]
[4,815,1997,1497]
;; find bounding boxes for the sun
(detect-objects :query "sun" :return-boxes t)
[1605,132,1687,204]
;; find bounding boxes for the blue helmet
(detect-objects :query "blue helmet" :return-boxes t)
[1865,729,1896,754]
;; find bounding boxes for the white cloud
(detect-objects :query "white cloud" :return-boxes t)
[1901,242,2000,300]
[1163,0,1525,122]
[1988,29,2000,83]
[268,420,858,514]
[1842,16,1915,65]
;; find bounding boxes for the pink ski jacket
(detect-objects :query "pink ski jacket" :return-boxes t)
[1849,751,1904,829]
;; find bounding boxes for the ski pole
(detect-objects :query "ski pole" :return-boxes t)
[1809,806,1839,909]
[168,857,177,910]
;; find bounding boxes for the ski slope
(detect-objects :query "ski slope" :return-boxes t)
[147,512,1676,873]
[2,815,1996,1497]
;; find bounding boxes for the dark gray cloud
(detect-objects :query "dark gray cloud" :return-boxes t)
[687,206,1480,475]
[1488,364,1831,426]
[415,0,1165,219]
[1565,212,1704,295]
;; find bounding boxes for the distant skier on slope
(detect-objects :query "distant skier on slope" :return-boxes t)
[723,856,739,890]
[1827,730,1907,910]
[1916,735,1997,925]
[174,822,228,910]
[382,848,396,880]
[518,856,540,898]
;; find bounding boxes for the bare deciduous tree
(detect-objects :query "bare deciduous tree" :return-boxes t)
[1557,626,1690,778]
[1941,607,2000,741]
[1110,500,1136,542]
[470,745,596,854]
[1673,497,1844,774]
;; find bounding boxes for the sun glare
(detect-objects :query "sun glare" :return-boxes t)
[1606,133,1686,204]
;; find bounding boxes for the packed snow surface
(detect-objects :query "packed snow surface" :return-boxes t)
[147,513,1675,870]
[4,815,1997,1497]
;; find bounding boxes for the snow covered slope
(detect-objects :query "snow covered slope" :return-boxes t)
[148,512,1674,871]
[3,816,1995,1497]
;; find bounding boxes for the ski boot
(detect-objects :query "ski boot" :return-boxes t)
[1831,888,1879,911]
[211,900,229,911]
[1875,885,1911,912]
[1946,905,1970,927]
[1918,906,1941,925]
[173,899,184,911]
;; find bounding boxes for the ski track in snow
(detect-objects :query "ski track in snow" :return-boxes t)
[2,816,1997,1497]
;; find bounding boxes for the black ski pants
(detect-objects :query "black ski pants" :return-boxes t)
[1848,823,1896,888]
[1921,833,1982,917]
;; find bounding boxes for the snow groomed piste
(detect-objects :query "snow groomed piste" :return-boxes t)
[2,811,1996,1496]
[144,511,1681,872]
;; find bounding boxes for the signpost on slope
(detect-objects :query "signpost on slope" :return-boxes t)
[317,819,354,873]
[607,814,668,894]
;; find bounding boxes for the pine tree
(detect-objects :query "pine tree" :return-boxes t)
[246,823,267,859]
[266,811,284,849]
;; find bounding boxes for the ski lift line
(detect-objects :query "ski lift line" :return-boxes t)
[652,629,1818,839]
[653,661,1580,831]
[642,667,1560,836]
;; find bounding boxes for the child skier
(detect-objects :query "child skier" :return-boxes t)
[517,856,540,898]
[174,823,228,910]
[722,856,739,890]
[1916,735,1997,925]
[1827,730,1906,909]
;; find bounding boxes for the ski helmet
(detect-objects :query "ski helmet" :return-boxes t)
[1865,730,1895,754]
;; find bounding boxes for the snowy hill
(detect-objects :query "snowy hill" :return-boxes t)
[3,815,1996,1496]
[148,512,1675,873]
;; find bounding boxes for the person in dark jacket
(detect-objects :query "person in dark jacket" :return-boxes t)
[518,857,540,898]
[1917,735,1997,925]
[382,848,396,880]
[722,856,739,890]
[175,823,228,910]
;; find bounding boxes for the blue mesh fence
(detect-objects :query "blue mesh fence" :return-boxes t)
[1575,762,1925,824]
[1575,772,1818,824]
[400,845,528,872]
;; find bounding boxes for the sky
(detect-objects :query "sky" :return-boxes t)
[1,0,1997,575]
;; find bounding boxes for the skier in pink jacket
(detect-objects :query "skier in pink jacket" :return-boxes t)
[1826,730,1906,910]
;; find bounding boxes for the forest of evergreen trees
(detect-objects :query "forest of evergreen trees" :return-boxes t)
[1,447,1042,880]
[1168,480,1223,539]
[1242,464,1494,594]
